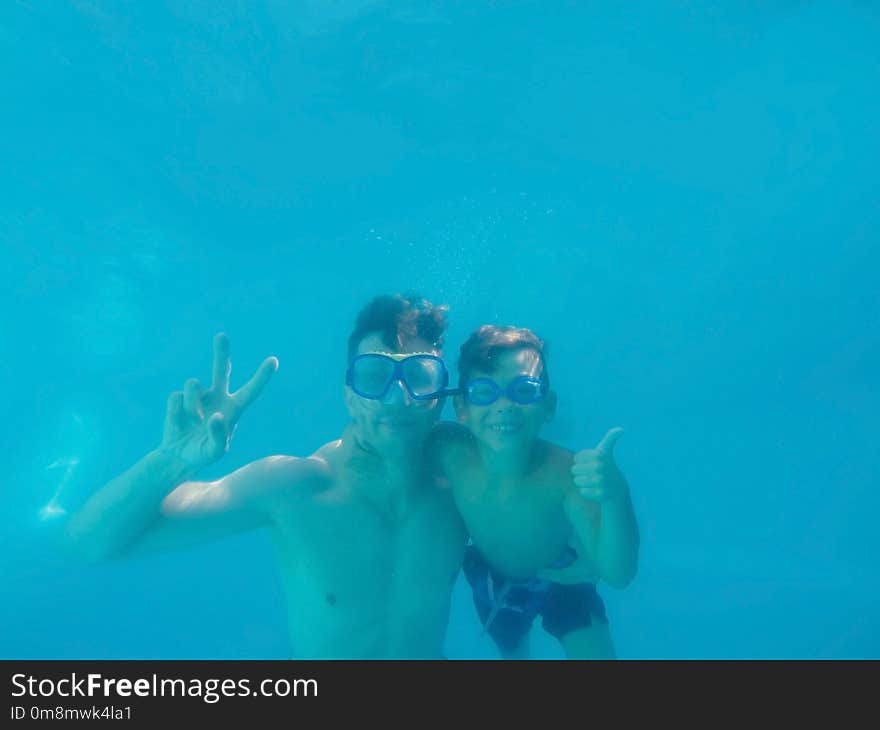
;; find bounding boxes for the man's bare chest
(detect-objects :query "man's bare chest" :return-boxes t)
[272,491,462,597]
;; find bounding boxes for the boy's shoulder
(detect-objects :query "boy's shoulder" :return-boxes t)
[532,439,576,483]
[423,421,479,485]
[535,438,575,464]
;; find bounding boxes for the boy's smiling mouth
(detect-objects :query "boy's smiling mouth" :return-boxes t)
[487,422,523,434]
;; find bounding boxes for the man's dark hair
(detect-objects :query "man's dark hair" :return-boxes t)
[347,293,449,362]
[457,325,550,387]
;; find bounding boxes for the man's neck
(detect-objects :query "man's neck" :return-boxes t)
[342,424,425,509]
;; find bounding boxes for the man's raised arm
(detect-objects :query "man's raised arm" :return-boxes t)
[64,333,279,560]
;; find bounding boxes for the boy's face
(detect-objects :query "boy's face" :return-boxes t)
[344,332,445,450]
[455,347,555,453]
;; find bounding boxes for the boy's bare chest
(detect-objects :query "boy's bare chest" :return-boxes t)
[454,474,572,578]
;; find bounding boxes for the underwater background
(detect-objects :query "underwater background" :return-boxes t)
[1,1,877,659]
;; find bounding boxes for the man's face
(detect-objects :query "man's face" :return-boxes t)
[455,347,555,454]
[344,332,445,450]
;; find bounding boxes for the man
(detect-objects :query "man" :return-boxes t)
[65,294,467,658]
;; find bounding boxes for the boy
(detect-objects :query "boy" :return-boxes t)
[432,326,639,659]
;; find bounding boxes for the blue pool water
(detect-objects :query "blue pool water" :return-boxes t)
[1,2,878,659]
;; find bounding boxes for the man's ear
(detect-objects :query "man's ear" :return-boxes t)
[544,389,558,422]
[343,384,356,414]
[453,394,469,423]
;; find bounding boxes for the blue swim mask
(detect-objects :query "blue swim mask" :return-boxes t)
[346,352,451,401]
[459,376,545,406]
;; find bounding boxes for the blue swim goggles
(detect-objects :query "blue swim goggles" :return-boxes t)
[456,376,546,406]
[346,353,451,401]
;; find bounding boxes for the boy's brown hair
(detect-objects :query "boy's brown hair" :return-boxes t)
[457,325,550,386]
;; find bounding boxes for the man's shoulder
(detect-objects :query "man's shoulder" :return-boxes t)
[310,439,343,461]
[255,438,347,475]
[237,453,333,500]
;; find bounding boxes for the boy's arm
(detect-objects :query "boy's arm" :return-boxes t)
[563,428,640,589]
